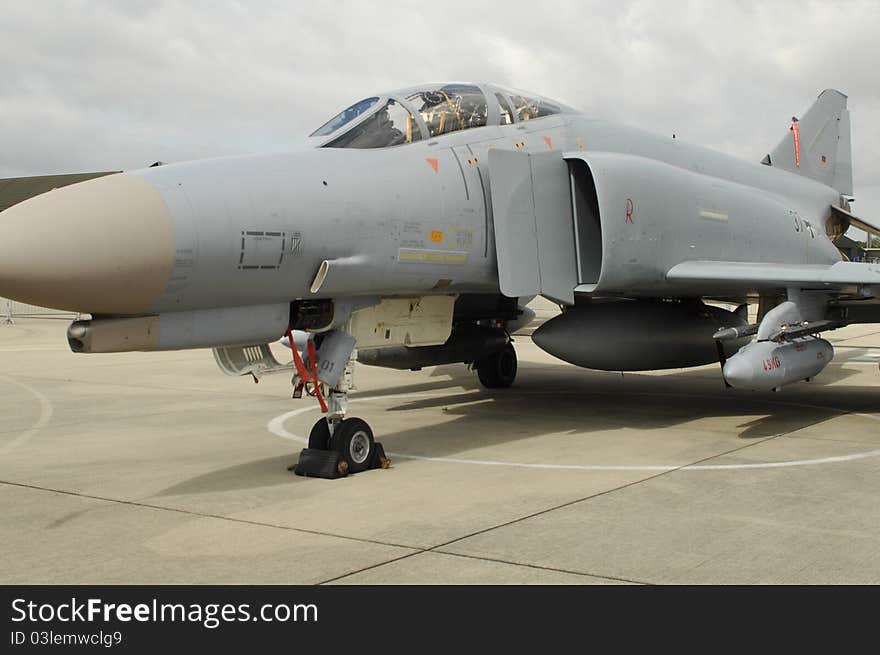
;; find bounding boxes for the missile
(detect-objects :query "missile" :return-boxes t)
[721,338,833,391]
[713,324,758,342]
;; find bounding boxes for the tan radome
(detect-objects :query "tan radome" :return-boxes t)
[0,173,174,315]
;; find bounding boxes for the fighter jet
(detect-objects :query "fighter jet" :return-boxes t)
[1,82,879,472]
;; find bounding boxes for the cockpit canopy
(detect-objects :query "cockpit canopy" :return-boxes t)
[311,83,571,149]
[311,97,380,137]
[404,84,488,138]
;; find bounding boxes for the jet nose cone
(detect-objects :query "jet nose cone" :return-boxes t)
[0,173,174,314]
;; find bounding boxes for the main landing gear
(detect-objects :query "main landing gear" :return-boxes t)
[475,342,518,389]
[286,329,389,479]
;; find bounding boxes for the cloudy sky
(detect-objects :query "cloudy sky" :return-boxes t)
[1,0,878,236]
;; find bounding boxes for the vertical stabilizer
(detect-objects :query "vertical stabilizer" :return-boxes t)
[765,89,852,196]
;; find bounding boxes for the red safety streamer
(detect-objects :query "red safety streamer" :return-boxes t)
[791,118,801,168]
[286,327,310,380]
[286,327,328,413]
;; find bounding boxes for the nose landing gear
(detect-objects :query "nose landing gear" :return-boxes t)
[286,327,389,479]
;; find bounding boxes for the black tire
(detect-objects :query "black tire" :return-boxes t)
[308,418,331,450]
[332,418,375,474]
[477,343,517,389]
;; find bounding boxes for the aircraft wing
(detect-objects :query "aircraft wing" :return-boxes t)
[0,172,119,212]
[667,260,880,289]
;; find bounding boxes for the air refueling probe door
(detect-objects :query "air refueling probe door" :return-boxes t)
[488,149,576,305]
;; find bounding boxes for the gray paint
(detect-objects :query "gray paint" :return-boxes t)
[2,81,877,378]
[112,82,862,321]
[768,89,852,196]
[486,149,542,300]
[723,338,834,391]
[529,151,578,305]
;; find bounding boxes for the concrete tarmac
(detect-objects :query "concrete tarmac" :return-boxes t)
[2,310,880,584]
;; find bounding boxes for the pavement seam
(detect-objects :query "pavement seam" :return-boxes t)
[315,553,435,585]
[331,407,865,584]
[318,449,756,585]
[317,548,650,586]
[2,369,867,585]
[424,435,785,553]
[428,550,651,585]
[0,479,418,552]
[322,412,844,585]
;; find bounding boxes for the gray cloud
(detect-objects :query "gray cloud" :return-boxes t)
[1,0,878,222]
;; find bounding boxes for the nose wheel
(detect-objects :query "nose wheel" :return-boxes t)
[332,418,375,474]
[305,416,376,474]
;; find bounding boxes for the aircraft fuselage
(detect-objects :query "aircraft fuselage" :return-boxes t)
[107,113,840,316]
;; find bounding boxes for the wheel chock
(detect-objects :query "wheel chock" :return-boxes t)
[290,442,390,479]
[370,442,391,469]
[292,448,349,479]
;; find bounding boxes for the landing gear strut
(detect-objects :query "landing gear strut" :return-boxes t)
[287,328,389,478]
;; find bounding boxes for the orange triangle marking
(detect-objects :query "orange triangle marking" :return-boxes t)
[425,157,439,173]
[543,136,553,149]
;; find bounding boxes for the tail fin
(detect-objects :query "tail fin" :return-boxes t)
[763,89,853,196]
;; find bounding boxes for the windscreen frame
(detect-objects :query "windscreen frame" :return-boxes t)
[310,96,382,138]
[320,96,430,149]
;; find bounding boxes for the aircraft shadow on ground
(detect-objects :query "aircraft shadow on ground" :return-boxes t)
[152,360,879,496]
[156,454,300,496]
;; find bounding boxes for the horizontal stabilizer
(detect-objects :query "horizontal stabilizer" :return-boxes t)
[831,204,880,240]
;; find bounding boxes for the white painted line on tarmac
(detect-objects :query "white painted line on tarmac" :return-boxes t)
[0,375,54,452]
[266,390,880,473]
